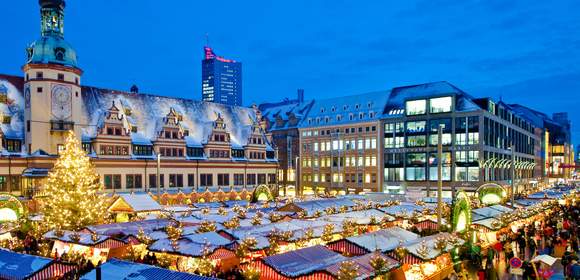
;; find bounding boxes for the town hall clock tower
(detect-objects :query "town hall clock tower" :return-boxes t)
[23,0,83,155]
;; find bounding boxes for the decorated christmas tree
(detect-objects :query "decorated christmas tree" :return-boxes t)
[40,131,108,231]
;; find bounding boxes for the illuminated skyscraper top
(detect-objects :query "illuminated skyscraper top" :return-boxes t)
[201,46,242,106]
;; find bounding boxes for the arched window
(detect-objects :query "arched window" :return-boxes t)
[54,47,66,61]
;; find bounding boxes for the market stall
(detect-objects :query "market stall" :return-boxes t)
[44,230,129,263]
[0,248,77,280]
[80,258,218,279]
[327,227,419,256]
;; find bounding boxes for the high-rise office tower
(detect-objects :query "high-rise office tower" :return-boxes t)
[201,46,242,106]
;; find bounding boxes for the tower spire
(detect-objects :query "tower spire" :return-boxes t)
[39,0,66,38]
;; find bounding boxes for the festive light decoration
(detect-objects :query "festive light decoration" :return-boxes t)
[321,223,335,242]
[268,212,282,223]
[196,220,217,233]
[241,265,261,280]
[136,227,153,245]
[235,237,258,259]
[251,215,262,226]
[370,251,390,279]
[341,219,356,238]
[434,235,447,251]
[337,260,359,280]
[40,131,108,231]
[224,217,241,229]
[416,240,430,259]
[217,207,228,216]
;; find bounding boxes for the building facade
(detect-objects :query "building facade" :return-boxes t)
[259,90,313,196]
[201,46,243,106]
[297,92,389,195]
[0,0,277,199]
[382,82,540,197]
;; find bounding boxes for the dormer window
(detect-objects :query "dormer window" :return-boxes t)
[331,107,335,112]
[184,130,189,136]
[131,126,138,133]
[355,104,360,109]
[320,108,325,113]
[336,115,342,121]
[343,105,348,110]
[54,47,66,61]
[2,116,11,124]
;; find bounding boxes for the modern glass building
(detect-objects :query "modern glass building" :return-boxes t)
[201,47,242,106]
[382,82,541,197]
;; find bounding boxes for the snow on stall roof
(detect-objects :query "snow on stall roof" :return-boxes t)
[321,209,394,225]
[81,258,218,280]
[81,86,258,148]
[406,232,465,260]
[44,230,111,245]
[263,245,346,277]
[279,198,356,214]
[115,193,161,212]
[84,219,172,236]
[379,202,433,217]
[148,232,233,257]
[0,249,53,279]
[344,227,420,252]
[325,253,399,278]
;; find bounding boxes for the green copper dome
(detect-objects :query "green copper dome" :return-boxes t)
[26,36,78,68]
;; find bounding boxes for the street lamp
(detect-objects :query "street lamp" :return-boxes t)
[295,156,300,196]
[508,146,515,207]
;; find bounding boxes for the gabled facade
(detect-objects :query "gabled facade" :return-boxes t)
[0,0,278,198]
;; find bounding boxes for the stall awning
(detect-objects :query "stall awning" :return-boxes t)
[22,168,49,178]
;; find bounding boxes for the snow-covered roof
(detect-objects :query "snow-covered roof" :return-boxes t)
[44,230,113,246]
[263,245,346,277]
[81,86,259,148]
[148,232,234,257]
[0,249,55,279]
[325,253,399,278]
[81,258,218,280]
[406,232,465,260]
[83,219,172,237]
[112,193,161,212]
[321,209,394,225]
[343,227,420,253]
[278,198,356,214]
[301,91,389,128]
[379,202,433,217]
[472,205,512,220]
[259,99,315,131]
[383,81,481,117]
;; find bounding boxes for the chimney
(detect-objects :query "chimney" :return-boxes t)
[130,85,139,94]
[297,89,304,103]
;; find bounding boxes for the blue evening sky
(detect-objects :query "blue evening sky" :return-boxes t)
[3,1,580,143]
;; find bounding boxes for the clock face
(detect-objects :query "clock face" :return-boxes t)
[51,84,72,120]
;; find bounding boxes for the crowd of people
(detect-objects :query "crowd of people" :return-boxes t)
[485,202,580,280]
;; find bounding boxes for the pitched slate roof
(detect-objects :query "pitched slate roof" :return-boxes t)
[263,245,346,277]
[301,91,389,128]
[260,99,315,131]
[81,258,218,280]
[0,75,25,141]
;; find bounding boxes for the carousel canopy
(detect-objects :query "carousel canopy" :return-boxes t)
[81,258,218,280]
